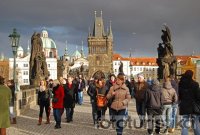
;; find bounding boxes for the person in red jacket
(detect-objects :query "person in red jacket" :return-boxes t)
[52,79,64,129]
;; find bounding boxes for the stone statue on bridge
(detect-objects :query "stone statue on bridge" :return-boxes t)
[29,32,49,85]
[157,25,177,80]
[119,61,124,74]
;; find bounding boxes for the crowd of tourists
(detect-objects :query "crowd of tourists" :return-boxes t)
[0,69,200,135]
[37,75,86,129]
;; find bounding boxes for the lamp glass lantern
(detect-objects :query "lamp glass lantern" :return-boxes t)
[9,28,20,53]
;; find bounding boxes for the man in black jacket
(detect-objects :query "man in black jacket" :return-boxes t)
[87,77,98,127]
[144,79,164,135]
[179,70,200,135]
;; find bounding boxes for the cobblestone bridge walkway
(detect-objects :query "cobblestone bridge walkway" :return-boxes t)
[8,94,187,135]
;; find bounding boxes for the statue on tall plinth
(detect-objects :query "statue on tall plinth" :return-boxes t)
[156,25,177,80]
[29,32,49,85]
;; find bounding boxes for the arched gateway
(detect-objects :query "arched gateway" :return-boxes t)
[92,70,105,79]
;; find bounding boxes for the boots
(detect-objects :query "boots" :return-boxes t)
[37,117,42,125]
[0,128,6,135]
[45,117,50,124]
[11,118,17,124]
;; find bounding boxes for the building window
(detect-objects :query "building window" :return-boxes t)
[140,67,142,71]
[24,64,28,67]
[48,64,50,68]
[23,71,28,75]
[134,67,136,71]
[115,69,117,72]
[115,62,117,65]
[16,64,18,67]
[49,52,53,58]
[23,79,29,84]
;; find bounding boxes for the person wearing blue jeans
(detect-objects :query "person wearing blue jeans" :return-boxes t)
[162,105,172,132]
[112,109,126,135]
[181,115,200,135]
[53,109,62,128]
[106,73,131,135]
[162,81,178,134]
[169,104,178,132]
[78,91,83,105]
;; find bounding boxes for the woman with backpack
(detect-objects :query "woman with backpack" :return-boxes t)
[95,78,108,128]
[106,73,131,135]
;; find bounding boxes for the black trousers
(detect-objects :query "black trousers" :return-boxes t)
[147,109,162,134]
[39,101,50,118]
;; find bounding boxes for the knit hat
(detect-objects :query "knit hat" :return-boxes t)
[137,74,144,79]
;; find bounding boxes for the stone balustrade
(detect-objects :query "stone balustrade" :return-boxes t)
[15,88,37,116]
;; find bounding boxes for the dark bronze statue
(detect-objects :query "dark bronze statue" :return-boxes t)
[157,25,177,80]
[30,32,49,85]
[119,61,124,73]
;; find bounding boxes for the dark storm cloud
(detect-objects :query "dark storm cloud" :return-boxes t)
[0,0,200,57]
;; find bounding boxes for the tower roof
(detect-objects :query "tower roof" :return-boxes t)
[92,11,105,37]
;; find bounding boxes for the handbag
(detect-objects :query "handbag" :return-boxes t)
[52,97,59,103]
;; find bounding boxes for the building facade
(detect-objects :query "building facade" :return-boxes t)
[9,53,30,85]
[87,11,113,78]
[196,60,200,84]
[112,54,130,77]
[113,54,158,81]
[40,29,57,80]
[0,59,9,80]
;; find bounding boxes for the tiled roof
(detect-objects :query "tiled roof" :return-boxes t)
[113,54,157,66]
[130,58,157,66]
[112,54,129,61]
[113,54,200,66]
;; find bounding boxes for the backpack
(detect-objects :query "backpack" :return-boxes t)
[96,92,107,108]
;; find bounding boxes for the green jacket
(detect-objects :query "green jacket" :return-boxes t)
[0,85,11,128]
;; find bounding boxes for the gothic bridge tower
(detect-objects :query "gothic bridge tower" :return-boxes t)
[88,11,113,78]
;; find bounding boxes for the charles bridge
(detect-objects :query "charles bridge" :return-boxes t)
[7,88,187,135]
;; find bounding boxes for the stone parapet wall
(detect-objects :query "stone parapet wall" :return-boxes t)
[15,88,37,116]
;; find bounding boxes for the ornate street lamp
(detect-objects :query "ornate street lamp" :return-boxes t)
[9,28,20,92]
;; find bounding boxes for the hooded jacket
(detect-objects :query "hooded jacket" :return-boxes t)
[162,81,178,105]
[145,84,164,109]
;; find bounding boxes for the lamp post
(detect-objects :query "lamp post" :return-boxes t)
[9,28,20,92]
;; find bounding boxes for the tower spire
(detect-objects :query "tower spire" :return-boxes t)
[129,48,132,58]
[94,10,97,18]
[81,41,84,58]
[88,26,91,37]
[108,20,113,38]
[65,40,68,55]
[27,40,30,55]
